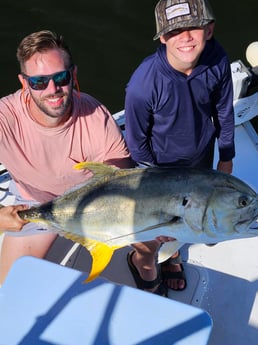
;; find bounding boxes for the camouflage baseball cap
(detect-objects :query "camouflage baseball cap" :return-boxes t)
[153,0,215,40]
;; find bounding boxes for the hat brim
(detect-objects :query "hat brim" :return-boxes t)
[153,19,214,40]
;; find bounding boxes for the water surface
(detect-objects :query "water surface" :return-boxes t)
[0,0,257,114]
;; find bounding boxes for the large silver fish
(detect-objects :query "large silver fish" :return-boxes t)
[18,162,258,282]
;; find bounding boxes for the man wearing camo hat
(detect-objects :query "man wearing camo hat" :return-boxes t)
[125,0,235,295]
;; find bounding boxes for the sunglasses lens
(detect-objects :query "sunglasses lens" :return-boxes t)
[28,76,49,90]
[53,70,71,87]
[27,70,71,90]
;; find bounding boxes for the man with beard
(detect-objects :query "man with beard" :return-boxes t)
[0,30,133,284]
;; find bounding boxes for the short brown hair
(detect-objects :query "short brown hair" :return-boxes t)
[16,30,74,72]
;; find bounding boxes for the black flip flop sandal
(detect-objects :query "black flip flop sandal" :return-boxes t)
[161,251,187,291]
[127,250,168,297]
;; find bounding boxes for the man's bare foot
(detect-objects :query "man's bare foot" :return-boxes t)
[127,246,168,297]
[161,251,187,291]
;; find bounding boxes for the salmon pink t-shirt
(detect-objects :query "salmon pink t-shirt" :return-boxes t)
[0,89,132,203]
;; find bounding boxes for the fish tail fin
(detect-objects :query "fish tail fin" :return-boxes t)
[82,238,122,283]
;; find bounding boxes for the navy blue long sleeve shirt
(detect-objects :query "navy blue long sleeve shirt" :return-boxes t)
[125,38,235,166]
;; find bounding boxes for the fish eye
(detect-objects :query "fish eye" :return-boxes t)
[238,195,249,207]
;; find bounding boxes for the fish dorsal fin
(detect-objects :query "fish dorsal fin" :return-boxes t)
[63,231,122,283]
[73,162,117,177]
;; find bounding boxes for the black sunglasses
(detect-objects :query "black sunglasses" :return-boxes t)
[22,69,73,91]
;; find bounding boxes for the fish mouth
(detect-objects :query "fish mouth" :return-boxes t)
[248,218,258,231]
[236,217,258,234]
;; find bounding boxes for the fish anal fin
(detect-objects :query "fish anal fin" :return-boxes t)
[84,240,121,283]
[62,231,122,283]
[26,218,49,225]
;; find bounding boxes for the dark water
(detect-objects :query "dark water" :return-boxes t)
[1,0,257,114]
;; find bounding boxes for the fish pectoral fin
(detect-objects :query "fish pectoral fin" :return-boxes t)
[158,241,184,263]
[73,161,117,177]
[83,238,122,283]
